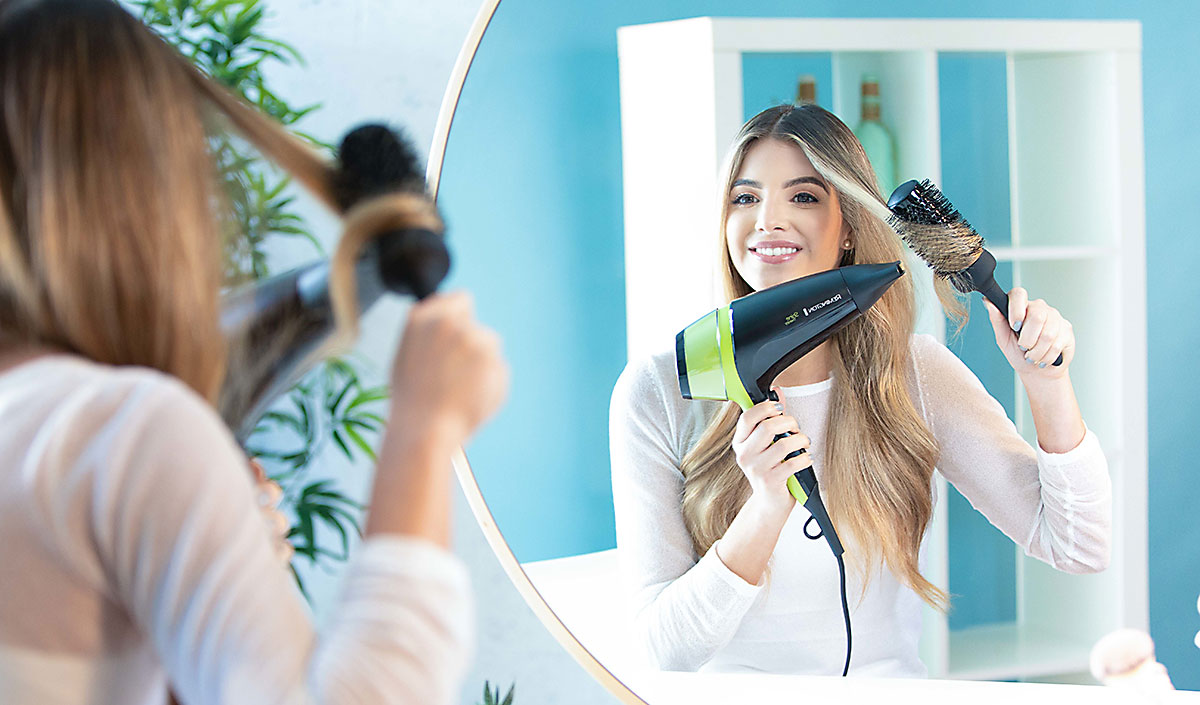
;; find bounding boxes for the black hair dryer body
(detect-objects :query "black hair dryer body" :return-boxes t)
[675,261,905,556]
[219,229,448,442]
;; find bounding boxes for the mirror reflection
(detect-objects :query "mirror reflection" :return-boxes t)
[437,1,1176,695]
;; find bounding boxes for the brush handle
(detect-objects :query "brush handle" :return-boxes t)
[975,277,1064,367]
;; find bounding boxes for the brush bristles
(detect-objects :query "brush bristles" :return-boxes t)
[888,221,981,294]
[887,179,985,292]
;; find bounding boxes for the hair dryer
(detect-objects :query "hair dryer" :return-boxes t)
[675,261,904,556]
[219,125,449,442]
[675,261,903,677]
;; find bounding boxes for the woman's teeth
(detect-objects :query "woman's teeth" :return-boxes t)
[754,247,798,256]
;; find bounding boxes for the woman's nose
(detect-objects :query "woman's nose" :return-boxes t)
[755,197,785,231]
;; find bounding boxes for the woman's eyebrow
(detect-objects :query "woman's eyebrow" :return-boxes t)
[730,176,828,192]
[785,176,828,192]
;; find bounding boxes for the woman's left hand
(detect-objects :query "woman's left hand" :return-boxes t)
[983,287,1074,379]
[249,458,294,564]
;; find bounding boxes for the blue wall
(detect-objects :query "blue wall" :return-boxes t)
[438,0,1200,686]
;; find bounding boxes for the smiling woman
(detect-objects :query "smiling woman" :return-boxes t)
[608,102,1111,677]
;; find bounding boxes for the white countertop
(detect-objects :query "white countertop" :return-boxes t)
[621,670,1200,704]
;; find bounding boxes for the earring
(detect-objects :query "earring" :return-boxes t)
[843,238,853,250]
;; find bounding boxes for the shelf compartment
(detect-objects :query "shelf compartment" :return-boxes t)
[947,622,1094,681]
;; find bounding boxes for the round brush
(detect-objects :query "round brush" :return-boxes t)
[886,179,1062,366]
[333,124,449,299]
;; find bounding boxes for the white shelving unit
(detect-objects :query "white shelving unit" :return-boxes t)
[616,17,1145,682]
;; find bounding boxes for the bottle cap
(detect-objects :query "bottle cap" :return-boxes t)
[861,74,880,97]
[796,75,816,104]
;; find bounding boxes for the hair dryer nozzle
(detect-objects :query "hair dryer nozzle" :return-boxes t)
[841,261,904,312]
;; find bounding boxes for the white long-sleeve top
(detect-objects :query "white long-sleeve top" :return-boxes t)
[609,333,1111,677]
[0,354,471,705]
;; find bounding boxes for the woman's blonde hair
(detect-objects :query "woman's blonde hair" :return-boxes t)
[0,0,437,404]
[680,104,964,608]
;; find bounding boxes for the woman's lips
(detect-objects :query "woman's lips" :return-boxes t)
[749,240,801,264]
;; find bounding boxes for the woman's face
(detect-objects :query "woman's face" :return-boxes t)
[725,138,849,292]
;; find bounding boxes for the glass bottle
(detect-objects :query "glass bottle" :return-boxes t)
[795,74,816,105]
[853,75,897,196]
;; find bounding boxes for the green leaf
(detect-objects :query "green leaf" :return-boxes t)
[330,429,351,459]
[258,409,305,435]
[328,377,355,415]
[314,506,351,558]
[343,424,377,461]
[356,412,387,427]
[326,357,356,378]
[344,417,379,432]
[250,36,304,64]
[289,563,309,601]
[297,511,314,548]
[347,387,389,411]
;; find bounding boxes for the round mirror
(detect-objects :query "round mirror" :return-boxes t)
[430,1,1149,701]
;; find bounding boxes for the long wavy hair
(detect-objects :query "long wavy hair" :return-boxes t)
[679,104,964,608]
[0,0,437,404]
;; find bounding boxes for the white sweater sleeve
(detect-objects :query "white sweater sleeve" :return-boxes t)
[911,334,1112,574]
[608,353,761,671]
[71,373,471,704]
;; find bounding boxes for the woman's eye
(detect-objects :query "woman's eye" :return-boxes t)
[793,192,818,204]
[732,193,758,205]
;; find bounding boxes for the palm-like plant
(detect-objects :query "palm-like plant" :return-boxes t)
[478,681,516,705]
[136,0,386,596]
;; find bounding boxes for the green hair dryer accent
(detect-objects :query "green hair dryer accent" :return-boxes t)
[675,261,905,557]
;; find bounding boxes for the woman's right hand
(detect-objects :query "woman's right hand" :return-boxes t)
[387,291,509,448]
[731,388,812,511]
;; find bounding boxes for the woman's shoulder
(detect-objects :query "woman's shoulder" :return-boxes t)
[904,332,992,413]
[907,332,971,376]
[614,348,679,399]
[1,353,230,447]
[611,347,724,452]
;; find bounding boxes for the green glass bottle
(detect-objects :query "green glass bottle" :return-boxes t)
[853,75,897,197]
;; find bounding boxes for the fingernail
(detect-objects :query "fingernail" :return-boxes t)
[1025,357,1035,364]
[1012,320,1023,333]
[1039,362,1047,369]
[774,403,784,412]
[1018,345,1028,353]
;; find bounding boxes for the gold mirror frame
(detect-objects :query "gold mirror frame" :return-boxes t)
[424,1,647,702]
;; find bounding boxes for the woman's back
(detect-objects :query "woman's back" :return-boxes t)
[0,355,211,702]
[0,354,476,704]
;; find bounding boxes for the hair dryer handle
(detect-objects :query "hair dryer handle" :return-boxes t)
[773,432,808,462]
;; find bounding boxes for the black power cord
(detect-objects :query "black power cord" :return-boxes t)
[836,552,852,676]
[804,514,852,676]
[772,400,853,678]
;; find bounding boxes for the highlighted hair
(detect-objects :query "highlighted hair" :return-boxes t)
[680,104,965,609]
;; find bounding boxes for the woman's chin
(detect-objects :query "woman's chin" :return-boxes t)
[746,265,831,292]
